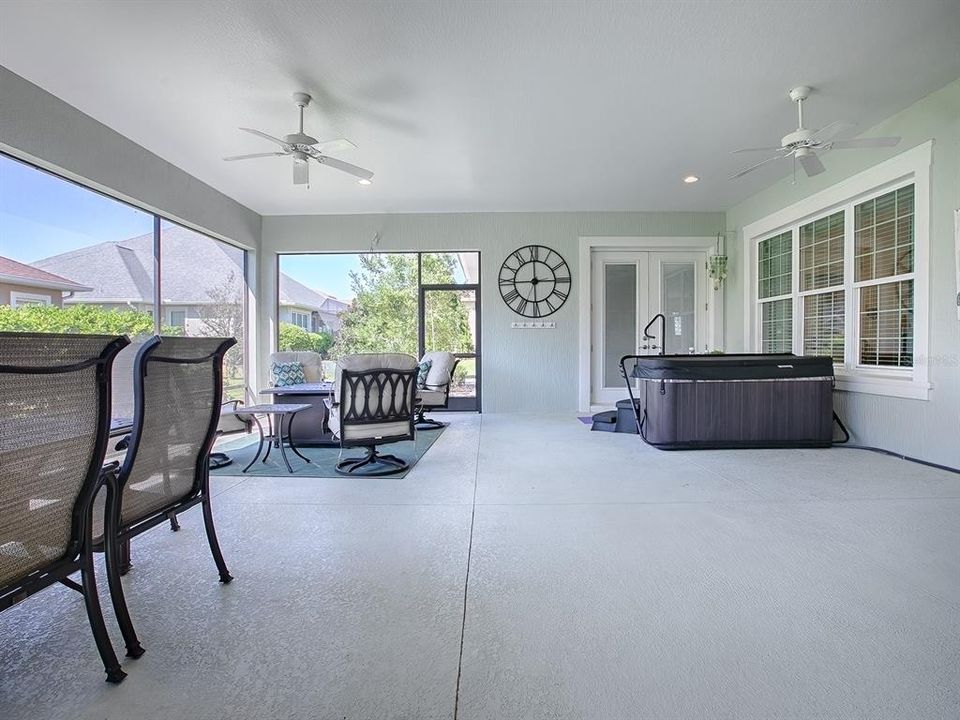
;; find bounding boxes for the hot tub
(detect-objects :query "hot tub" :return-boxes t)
[620,354,836,450]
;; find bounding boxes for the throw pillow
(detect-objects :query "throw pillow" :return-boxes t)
[416,359,433,388]
[271,361,306,387]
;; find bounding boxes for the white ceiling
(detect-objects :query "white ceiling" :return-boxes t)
[1,0,958,216]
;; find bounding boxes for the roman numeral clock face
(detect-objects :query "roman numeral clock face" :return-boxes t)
[498,245,571,318]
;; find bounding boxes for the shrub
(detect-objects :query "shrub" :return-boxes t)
[278,322,333,356]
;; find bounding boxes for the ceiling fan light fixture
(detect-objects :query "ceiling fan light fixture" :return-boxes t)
[683,175,699,184]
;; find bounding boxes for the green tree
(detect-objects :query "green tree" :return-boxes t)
[278,322,334,356]
[331,253,474,358]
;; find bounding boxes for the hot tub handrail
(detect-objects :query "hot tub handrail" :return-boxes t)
[619,354,646,437]
[643,313,666,356]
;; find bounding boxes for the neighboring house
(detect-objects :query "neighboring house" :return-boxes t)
[0,255,91,307]
[29,225,346,334]
[279,274,349,333]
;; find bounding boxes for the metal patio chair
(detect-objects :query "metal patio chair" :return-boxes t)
[415,351,461,429]
[0,332,130,683]
[325,353,418,476]
[96,335,236,660]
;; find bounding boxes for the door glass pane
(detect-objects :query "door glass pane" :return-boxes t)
[603,264,636,387]
[423,288,477,397]
[661,262,696,354]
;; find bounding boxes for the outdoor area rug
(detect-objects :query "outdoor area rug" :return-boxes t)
[210,426,445,479]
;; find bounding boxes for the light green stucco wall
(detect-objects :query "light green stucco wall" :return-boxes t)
[724,79,960,467]
[261,211,724,413]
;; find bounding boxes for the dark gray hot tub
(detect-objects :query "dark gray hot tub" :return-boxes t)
[620,354,836,450]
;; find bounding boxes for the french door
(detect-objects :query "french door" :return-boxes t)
[590,250,707,406]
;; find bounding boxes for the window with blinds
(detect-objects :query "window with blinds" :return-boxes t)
[754,181,916,372]
[854,185,915,368]
[757,231,792,353]
[803,291,845,361]
[800,210,844,291]
[799,210,845,362]
[761,299,792,353]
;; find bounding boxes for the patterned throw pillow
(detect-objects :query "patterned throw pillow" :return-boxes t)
[416,359,433,388]
[271,361,306,387]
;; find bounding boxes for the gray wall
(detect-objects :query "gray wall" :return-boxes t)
[260,211,724,413]
[725,79,960,467]
[0,66,260,251]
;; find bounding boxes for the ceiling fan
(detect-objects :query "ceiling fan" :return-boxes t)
[730,86,901,180]
[224,92,374,187]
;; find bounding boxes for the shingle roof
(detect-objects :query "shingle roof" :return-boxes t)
[30,226,342,316]
[0,255,91,291]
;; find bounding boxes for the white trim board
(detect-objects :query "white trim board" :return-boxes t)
[740,141,933,401]
[577,235,722,412]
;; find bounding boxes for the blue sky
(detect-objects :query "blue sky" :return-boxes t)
[279,254,362,300]
[0,155,153,262]
[0,154,360,299]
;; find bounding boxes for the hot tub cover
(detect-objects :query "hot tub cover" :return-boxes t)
[628,353,834,382]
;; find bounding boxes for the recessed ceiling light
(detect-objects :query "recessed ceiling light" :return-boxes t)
[683,175,699,184]
[358,178,372,186]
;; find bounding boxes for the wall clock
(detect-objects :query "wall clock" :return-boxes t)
[498,244,571,318]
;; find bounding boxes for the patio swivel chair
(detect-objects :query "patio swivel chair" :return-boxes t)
[97,335,236,661]
[0,332,130,683]
[415,351,460,429]
[325,353,418,476]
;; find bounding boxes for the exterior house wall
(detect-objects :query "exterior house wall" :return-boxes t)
[0,282,62,307]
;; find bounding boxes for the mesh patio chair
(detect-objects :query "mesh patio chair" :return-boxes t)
[0,332,130,683]
[96,335,236,660]
[325,353,418,476]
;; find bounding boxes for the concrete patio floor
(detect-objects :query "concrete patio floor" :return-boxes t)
[1,413,959,719]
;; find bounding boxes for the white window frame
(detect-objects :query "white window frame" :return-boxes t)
[168,309,187,327]
[10,291,53,307]
[742,141,931,400]
[290,311,310,330]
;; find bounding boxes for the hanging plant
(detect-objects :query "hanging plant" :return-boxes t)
[706,232,729,290]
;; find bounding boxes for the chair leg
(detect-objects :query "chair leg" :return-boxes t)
[201,493,233,584]
[103,482,145,659]
[415,407,447,429]
[336,446,410,476]
[79,546,127,683]
[104,530,145,660]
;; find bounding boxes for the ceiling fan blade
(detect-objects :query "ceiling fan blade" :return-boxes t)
[314,155,374,182]
[239,127,292,148]
[731,146,785,154]
[829,136,901,149]
[729,151,790,179]
[798,153,826,177]
[223,152,286,161]
[810,120,855,143]
[293,159,309,185]
[315,137,358,152]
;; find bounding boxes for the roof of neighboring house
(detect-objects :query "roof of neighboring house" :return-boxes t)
[0,255,92,292]
[29,226,346,327]
[279,274,350,331]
